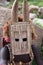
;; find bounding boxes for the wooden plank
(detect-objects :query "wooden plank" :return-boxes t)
[10,22,31,55]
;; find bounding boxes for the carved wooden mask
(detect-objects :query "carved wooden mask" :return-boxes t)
[10,0,32,55]
[11,22,32,55]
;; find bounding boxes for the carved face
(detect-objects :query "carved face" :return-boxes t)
[11,22,31,55]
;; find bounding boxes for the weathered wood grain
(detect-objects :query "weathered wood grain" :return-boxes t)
[10,22,32,55]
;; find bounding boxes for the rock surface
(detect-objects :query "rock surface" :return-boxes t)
[0,6,11,24]
[0,0,9,5]
[32,24,43,46]
[33,18,43,28]
[38,7,43,15]
[29,13,37,20]
[29,5,39,13]
[32,18,43,46]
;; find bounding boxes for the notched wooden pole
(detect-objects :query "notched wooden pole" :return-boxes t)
[11,0,18,23]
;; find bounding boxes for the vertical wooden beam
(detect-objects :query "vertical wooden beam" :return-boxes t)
[11,0,18,23]
[22,0,29,22]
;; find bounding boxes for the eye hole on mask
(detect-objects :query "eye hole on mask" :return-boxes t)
[15,38,19,42]
[23,38,27,42]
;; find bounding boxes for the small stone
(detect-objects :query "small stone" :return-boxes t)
[29,13,37,20]
[38,7,43,15]
[29,5,39,13]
